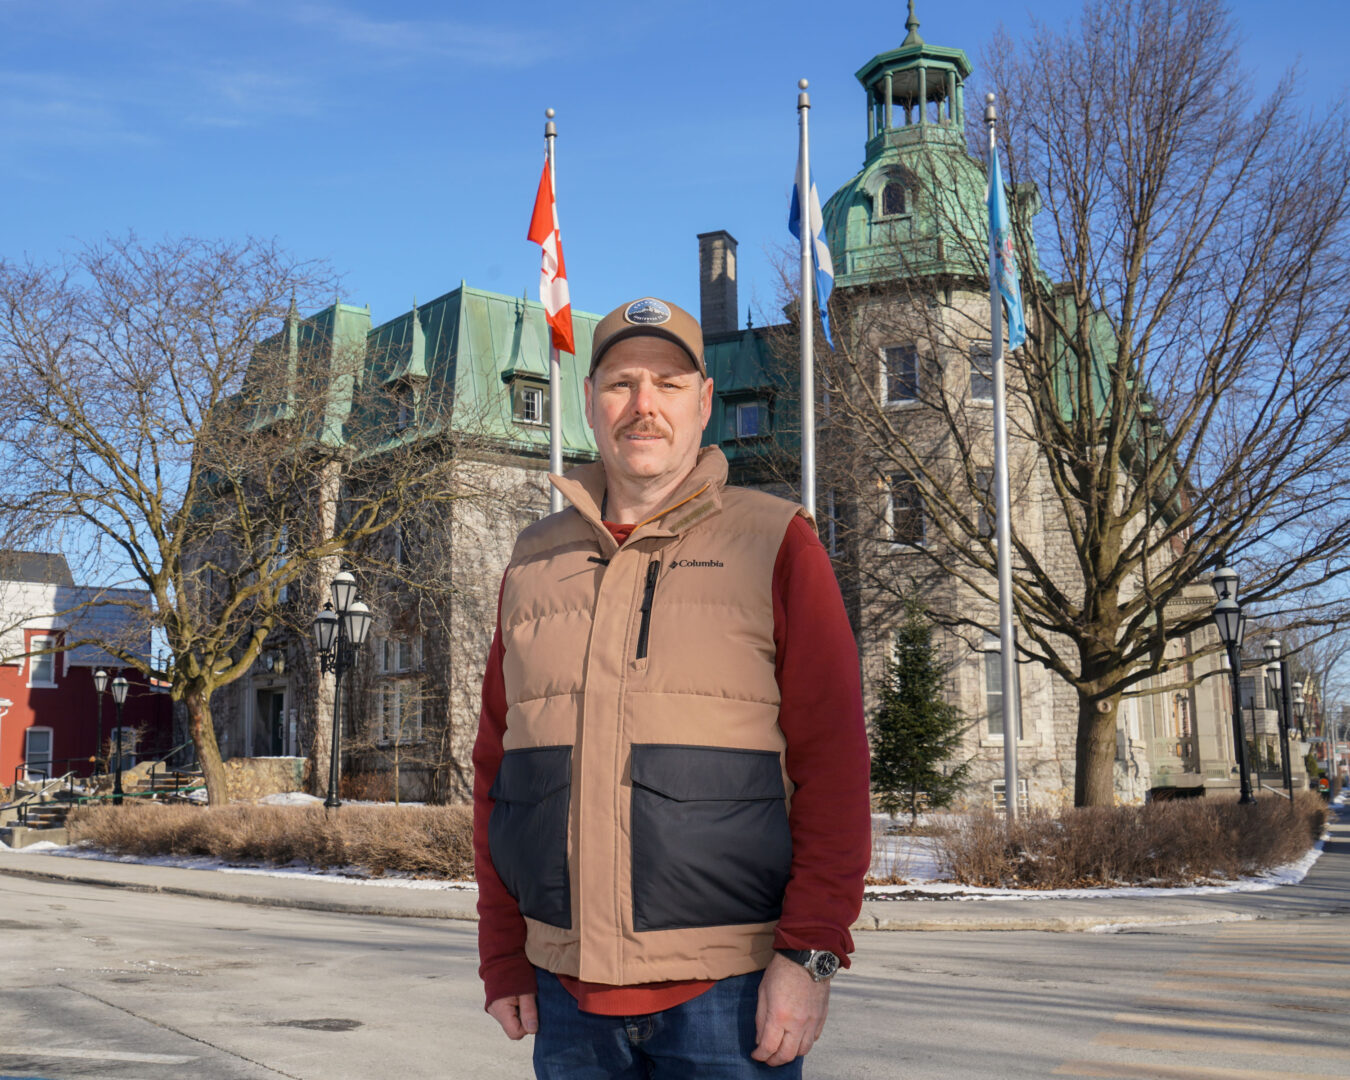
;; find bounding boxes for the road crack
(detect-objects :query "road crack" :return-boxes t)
[58,983,305,1079]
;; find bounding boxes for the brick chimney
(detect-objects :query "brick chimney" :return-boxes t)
[697,230,738,337]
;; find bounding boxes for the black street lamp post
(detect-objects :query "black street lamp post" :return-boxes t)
[313,571,373,810]
[93,668,108,776]
[1211,565,1254,804]
[111,675,128,806]
[1263,638,1295,802]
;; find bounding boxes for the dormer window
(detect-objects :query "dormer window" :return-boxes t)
[512,379,548,425]
[882,182,908,217]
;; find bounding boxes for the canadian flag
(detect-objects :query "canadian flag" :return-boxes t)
[527,158,575,355]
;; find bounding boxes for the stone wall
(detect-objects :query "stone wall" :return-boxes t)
[224,756,310,802]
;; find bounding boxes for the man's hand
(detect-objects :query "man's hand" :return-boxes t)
[752,953,831,1066]
[486,993,538,1040]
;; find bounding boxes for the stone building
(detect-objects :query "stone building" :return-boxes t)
[207,11,1278,807]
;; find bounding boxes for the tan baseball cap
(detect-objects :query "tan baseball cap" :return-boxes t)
[588,297,705,376]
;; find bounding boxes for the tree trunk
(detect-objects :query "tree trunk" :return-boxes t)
[309,669,334,798]
[1074,691,1121,807]
[185,686,229,806]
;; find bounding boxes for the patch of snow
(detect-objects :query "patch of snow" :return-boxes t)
[257,792,323,806]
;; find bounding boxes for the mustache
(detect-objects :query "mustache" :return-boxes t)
[617,421,668,439]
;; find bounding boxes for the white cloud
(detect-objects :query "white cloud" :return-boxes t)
[288,2,561,68]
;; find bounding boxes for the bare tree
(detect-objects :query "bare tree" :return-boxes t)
[0,236,470,804]
[759,0,1350,806]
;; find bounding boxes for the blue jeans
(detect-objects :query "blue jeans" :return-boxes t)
[533,968,804,1079]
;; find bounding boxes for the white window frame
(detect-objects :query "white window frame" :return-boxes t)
[24,726,54,780]
[981,631,1024,740]
[969,345,994,402]
[886,475,925,547]
[882,344,919,404]
[27,635,57,687]
[734,400,766,439]
[378,680,424,745]
[992,778,1029,814]
[379,636,421,675]
[520,385,545,425]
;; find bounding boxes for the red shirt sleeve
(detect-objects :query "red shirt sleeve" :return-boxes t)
[472,575,538,1009]
[770,515,872,965]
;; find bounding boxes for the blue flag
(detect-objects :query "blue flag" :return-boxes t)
[789,153,834,347]
[987,151,1027,351]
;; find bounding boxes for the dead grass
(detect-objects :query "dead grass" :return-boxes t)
[937,793,1328,889]
[67,802,475,880]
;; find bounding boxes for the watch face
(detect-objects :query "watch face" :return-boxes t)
[809,951,840,980]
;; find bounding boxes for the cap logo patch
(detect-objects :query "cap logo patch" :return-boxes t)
[624,298,671,326]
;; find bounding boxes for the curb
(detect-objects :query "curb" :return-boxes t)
[0,858,1274,933]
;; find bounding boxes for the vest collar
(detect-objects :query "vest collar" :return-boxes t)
[550,447,728,555]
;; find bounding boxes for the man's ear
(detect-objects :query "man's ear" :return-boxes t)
[700,376,714,430]
[583,376,595,430]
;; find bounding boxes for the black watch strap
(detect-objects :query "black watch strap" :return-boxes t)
[774,947,841,981]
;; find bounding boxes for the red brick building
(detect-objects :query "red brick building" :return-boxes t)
[0,552,171,785]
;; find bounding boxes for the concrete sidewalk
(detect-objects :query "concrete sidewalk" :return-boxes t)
[2,803,1346,933]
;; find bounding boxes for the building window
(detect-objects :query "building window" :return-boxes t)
[882,182,908,217]
[983,632,1023,738]
[24,727,53,780]
[888,476,924,546]
[379,636,422,675]
[734,400,767,438]
[992,778,1029,814]
[513,381,547,425]
[969,346,993,401]
[975,468,994,539]
[826,489,850,557]
[28,636,57,687]
[884,345,918,403]
[378,680,424,744]
[395,384,417,431]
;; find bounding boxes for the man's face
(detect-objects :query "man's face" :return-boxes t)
[584,336,714,492]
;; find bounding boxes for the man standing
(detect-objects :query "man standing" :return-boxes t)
[473,296,870,1077]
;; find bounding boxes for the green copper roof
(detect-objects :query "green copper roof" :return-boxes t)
[246,285,600,464]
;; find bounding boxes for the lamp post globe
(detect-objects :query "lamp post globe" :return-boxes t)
[1263,637,1281,663]
[111,675,129,806]
[1211,565,1239,602]
[330,571,357,614]
[1212,598,1241,645]
[343,600,373,647]
[312,606,338,655]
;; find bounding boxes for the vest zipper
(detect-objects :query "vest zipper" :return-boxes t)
[635,560,660,660]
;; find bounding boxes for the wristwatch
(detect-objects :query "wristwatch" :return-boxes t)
[775,948,841,982]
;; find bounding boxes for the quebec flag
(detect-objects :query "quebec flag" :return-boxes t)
[987,151,1027,351]
[789,151,834,347]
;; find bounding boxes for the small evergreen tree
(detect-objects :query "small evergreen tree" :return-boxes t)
[871,603,972,824]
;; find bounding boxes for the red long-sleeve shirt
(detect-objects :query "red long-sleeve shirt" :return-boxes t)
[473,514,870,1015]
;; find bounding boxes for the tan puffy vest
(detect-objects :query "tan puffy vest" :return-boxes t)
[489,447,804,986]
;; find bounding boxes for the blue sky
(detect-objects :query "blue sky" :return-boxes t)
[3,0,1347,331]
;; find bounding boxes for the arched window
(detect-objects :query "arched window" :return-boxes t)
[882,182,907,216]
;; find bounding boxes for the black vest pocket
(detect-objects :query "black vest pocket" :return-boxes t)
[488,745,572,929]
[630,744,792,932]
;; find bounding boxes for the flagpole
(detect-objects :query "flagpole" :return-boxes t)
[545,107,564,514]
[797,78,816,521]
[986,93,1021,823]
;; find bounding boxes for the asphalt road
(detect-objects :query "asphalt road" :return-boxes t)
[2,869,1348,1080]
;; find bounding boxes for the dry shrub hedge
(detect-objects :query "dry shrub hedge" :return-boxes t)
[67,802,475,880]
[937,793,1328,889]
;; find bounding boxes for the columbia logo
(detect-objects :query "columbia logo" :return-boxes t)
[669,558,724,569]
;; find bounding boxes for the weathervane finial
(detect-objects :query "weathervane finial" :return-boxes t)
[903,0,923,46]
